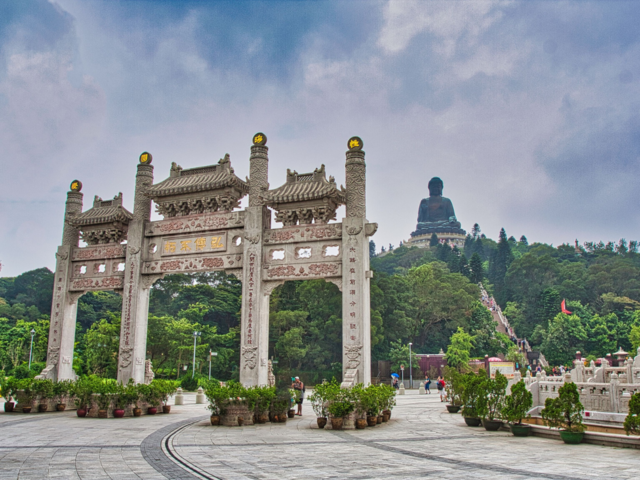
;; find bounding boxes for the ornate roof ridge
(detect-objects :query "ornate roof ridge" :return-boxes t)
[146,154,249,198]
[265,164,346,204]
[69,193,133,227]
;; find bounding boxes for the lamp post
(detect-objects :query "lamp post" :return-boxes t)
[192,331,201,378]
[408,342,413,389]
[28,329,35,369]
[209,351,217,380]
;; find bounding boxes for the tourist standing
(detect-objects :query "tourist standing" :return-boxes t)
[392,377,399,390]
[436,376,446,402]
[292,377,305,416]
[424,375,431,394]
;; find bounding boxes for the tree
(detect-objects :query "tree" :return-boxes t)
[369,240,376,258]
[541,313,587,366]
[470,253,483,284]
[388,340,419,374]
[489,228,514,305]
[429,233,439,247]
[629,325,640,353]
[519,235,528,246]
[445,327,474,371]
[472,223,481,239]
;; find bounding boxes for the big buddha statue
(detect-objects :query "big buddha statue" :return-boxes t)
[411,177,465,238]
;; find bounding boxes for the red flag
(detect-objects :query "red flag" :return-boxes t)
[561,299,572,315]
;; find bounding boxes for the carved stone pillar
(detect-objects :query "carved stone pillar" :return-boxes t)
[39,181,84,381]
[341,138,371,387]
[118,155,154,384]
[240,135,270,386]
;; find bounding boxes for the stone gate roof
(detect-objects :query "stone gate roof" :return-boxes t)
[146,154,248,199]
[265,165,346,204]
[68,193,133,227]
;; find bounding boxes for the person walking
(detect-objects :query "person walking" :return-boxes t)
[291,377,305,416]
[424,375,431,394]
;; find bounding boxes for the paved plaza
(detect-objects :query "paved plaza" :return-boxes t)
[0,391,638,480]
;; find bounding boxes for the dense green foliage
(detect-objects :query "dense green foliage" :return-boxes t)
[541,382,585,432]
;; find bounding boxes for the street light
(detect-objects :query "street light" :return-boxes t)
[209,351,218,380]
[28,329,36,369]
[192,331,201,378]
[408,342,413,389]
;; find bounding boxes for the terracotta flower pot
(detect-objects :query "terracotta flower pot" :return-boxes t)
[259,414,269,423]
[147,407,157,415]
[38,404,48,413]
[162,405,171,414]
[278,414,287,423]
[382,413,390,423]
[237,416,244,426]
[210,415,220,425]
[56,404,66,412]
[355,418,367,429]
[4,402,14,412]
[98,410,108,418]
[288,409,295,418]
[22,406,32,414]
[331,417,343,430]
[376,415,383,424]
[113,409,125,418]
[367,416,377,427]
[317,417,327,429]
[133,408,142,417]
[464,417,482,427]
[77,408,87,417]
[383,409,392,419]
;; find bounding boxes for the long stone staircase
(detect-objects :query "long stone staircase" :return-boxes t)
[479,285,548,367]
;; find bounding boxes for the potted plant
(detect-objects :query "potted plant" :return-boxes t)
[624,392,640,436]
[478,371,507,431]
[460,372,483,427]
[1,376,17,412]
[205,383,228,425]
[252,386,275,424]
[503,380,533,436]
[444,367,463,413]
[362,385,380,426]
[32,379,54,412]
[138,383,160,414]
[288,388,298,418]
[153,380,176,414]
[541,382,586,444]
[270,393,290,423]
[350,384,368,429]
[53,380,73,411]
[309,381,330,428]
[379,384,396,421]
[96,391,112,418]
[72,379,92,417]
[18,378,34,413]
[328,396,354,430]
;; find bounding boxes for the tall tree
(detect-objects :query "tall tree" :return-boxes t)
[490,228,515,305]
[470,253,484,284]
[369,240,376,258]
[429,233,439,247]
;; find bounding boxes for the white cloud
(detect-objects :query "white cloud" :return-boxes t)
[378,0,508,56]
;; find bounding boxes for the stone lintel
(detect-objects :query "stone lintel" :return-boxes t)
[145,211,245,237]
[263,223,342,244]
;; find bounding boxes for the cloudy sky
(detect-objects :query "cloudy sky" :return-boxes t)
[1,0,639,276]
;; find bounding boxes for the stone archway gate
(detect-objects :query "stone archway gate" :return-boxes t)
[39,134,377,387]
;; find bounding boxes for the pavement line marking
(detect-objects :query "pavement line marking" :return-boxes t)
[329,430,590,480]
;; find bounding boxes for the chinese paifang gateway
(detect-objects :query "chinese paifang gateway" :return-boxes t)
[38,134,377,388]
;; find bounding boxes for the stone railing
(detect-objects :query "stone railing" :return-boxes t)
[519,348,640,414]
